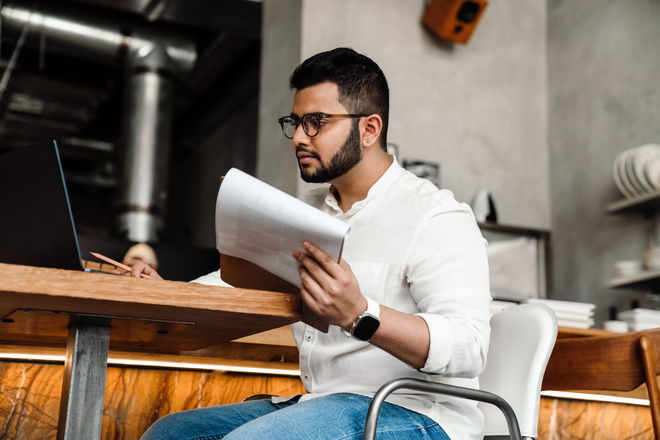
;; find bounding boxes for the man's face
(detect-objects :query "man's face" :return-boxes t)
[291,82,362,184]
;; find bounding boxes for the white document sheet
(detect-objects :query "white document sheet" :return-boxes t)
[215,168,351,286]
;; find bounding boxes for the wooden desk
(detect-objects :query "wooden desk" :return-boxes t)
[0,263,302,440]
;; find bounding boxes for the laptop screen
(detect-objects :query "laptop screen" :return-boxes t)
[0,139,83,271]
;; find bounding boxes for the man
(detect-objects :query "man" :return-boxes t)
[139,47,491,440]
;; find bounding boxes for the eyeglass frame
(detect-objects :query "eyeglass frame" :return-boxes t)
[277,112,370,139]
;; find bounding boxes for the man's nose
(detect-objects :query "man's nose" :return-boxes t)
[292,123,310,145]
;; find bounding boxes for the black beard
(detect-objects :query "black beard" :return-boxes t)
[299,122,362,183]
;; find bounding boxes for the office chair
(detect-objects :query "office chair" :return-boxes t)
[542,326,660,440]
[364,303,558,440]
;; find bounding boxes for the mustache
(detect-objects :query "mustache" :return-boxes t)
[296,147,321,160]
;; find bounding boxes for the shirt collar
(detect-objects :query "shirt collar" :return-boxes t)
[324,156,402,214]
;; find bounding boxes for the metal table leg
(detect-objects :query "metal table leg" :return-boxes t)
[57,316,111,440]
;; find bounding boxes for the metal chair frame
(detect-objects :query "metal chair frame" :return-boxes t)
[364,303,558,440]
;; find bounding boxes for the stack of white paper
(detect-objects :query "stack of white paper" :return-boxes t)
[522,298,595,329]
[618,309,660,331]
[215,168,351,287]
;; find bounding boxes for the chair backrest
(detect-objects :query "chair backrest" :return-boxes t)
[541,326,660,439]
[542,327,660,391]
[479,303,558,439]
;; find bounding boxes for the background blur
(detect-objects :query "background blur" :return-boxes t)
[1,0,658,324]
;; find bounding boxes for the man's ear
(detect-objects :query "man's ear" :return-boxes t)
[361,114,383,147]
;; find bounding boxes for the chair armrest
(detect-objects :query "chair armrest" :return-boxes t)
[364,378,521,440]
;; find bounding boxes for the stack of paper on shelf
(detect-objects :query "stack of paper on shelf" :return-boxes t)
[617,308,660,331]
[522,298,595,329]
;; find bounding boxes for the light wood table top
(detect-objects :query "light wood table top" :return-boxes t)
[0,263,302,352]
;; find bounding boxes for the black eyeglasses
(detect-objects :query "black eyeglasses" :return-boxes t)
[277,113,369,139]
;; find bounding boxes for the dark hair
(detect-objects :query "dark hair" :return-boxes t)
[289,47,390,150]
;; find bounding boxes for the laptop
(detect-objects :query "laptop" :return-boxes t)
[0,139,221,280]
[0,139,84,271]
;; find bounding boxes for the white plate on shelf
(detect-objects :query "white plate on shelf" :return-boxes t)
[625,147,647,196]
[614,150,635,199]
[633,145,658,193]
[633,144,660,191]
[643,144,660,190]
[614,259,644,277]
[618,149,640,197]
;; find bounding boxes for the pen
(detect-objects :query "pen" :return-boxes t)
[90,252,156,280]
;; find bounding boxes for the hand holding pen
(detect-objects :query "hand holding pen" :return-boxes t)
[90,252,163,280]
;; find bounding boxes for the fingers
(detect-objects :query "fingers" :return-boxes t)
[293,250,322,296]
[294,241,344,283]
[294,245,330,291]
[125,260,163,280]
[293,241,353,289]
[301,241,339,273]
[293,241,363,329]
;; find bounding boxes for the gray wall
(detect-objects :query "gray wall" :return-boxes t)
[256,0,302,193]
[294,0,550,231]
[548,0,660,322]
[183,0,660,326]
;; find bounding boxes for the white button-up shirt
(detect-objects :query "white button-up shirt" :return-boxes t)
[291,159,491,440]
[194,159,491,440]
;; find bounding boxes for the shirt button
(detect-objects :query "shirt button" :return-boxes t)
[306,335,312,340]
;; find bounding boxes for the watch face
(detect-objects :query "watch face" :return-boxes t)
[353,315,380,341]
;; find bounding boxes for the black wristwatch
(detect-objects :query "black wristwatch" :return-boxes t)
[344,297,381,341]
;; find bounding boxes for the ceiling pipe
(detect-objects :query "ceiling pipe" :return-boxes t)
[0,0,197,242]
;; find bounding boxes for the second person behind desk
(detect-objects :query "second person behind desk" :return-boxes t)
[122,243,159,272]
[129,47,491,440]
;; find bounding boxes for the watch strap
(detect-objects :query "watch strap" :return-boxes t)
[342,297,380,339]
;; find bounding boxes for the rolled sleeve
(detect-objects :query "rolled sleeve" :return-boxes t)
[416,312,453,374]
[406,205,491,377]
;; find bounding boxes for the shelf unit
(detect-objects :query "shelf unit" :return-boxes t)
[606,191,660,215]
[606,192,660,291]
[478,221,550,299]
[607,268,660,291]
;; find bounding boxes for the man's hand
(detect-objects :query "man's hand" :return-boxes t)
[293,241,366,330]
[294,241,430,368]
[123,260,163,280]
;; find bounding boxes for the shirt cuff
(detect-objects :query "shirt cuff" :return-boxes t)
[416,312,452,374]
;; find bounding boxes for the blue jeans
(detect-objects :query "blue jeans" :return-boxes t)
[140,393,450,440]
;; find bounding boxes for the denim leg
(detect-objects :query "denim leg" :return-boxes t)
[140,397,300,440]
[140,393,450,440]
[224,394,450,440]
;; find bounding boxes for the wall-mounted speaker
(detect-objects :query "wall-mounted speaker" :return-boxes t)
[422,0,488,45]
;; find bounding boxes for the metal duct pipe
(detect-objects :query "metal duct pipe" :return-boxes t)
[116,71,173,242]
[0,0,197,242]
[1,2,126,63]
[0,1,196,75]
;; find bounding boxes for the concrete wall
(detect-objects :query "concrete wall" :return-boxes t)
[287,0,660,324]
[296,0,550,229]
[183,0,660,326]
[256,0,302,193]
[548,0,660,322]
